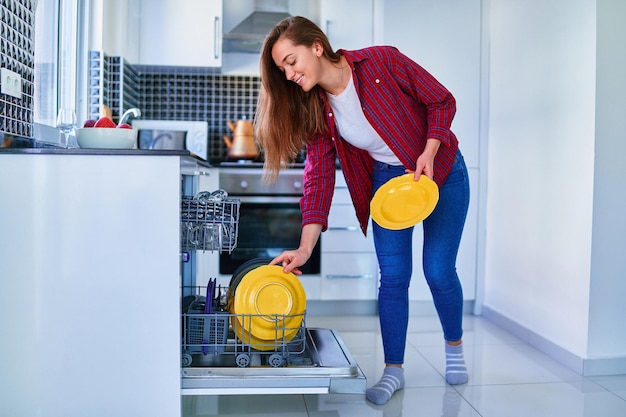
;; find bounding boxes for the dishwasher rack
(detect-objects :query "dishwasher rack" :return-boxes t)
[180,191,240,253]
[181,287,307,369]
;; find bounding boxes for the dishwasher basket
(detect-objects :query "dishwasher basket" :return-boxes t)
[181,286,306,368]
[184,297,230,356]
[180,191,240,253]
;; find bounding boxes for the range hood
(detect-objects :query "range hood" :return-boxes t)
[223,0,291,54]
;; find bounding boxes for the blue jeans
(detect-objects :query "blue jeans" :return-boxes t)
[372,151,470,365]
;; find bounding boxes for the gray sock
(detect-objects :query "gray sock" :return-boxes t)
[366,366,405,405]
[445,342,468,385]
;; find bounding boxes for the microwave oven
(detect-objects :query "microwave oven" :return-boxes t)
[131,120,209,160]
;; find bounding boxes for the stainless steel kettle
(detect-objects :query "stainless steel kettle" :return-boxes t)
[223,120,259,160]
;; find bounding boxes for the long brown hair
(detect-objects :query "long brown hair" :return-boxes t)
[255,16,341,182]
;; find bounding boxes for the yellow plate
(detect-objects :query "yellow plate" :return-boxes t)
[370,174,439,230]
[233,265,306,341]
[230,315,286,351]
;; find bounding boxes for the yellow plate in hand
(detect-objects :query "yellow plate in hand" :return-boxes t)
[370,174,439,230]
[234,265,305,341]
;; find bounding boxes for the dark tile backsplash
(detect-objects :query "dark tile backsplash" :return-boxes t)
[89,51,260,164]
[0,0,35,137]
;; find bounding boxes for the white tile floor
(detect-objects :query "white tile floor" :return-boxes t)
[182,314,626,417]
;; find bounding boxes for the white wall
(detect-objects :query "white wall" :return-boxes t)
[484,0,626,374]
[587,0,626,372]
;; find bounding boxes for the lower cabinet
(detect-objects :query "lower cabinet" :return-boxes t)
[409,168,478,301]
[320,172,379,300]
[0,153,182,416]
[321,168,478,304]
[320,251,378,300]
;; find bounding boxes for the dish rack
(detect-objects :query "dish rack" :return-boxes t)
[180,190,240,253]
[181,285,307,368]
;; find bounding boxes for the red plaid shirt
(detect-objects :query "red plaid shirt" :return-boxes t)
[301,46,459,235]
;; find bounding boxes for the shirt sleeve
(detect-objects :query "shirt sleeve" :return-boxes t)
[387,47,456,146]
[300,133,337,232]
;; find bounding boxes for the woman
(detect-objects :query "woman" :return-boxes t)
[256,16,470,405]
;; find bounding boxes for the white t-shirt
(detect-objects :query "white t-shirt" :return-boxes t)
[326,74,402,165]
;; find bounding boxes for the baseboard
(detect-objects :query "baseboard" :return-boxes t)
[481,306,626,376]
[583,356,626,376]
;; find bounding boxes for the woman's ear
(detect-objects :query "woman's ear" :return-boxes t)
[313,41,323,58]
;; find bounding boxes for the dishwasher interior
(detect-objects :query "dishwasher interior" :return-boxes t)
[179,182,366,395]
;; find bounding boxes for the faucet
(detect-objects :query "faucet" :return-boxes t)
[119,108,142,125]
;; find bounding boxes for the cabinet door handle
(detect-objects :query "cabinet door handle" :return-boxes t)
[327,226,360,231]
[326,274,374,280]
[214,16,221,60]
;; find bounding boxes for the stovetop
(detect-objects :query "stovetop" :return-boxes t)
[217,160,305,169]
[217,160,264,168]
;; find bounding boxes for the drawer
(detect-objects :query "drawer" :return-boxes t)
[322,228,374,252]
[321,253,378,300]
[331,187,352,204]
[328,204,360,228]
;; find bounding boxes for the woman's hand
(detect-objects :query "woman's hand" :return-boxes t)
[269,223,323,275]
[269,248,310,275]
[406,138,441,180]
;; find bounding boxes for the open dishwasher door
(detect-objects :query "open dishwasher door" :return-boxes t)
[179,184,366,396]
[181,327,366,396]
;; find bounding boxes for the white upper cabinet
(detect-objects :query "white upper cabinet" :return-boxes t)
[382,0,482,168]
[138,0,223,67]
[319,0,374,50]
[90,0,141,63]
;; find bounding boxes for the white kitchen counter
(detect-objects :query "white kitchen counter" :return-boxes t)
[0,152,187,417]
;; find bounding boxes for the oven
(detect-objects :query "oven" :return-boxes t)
[217,166,321,276]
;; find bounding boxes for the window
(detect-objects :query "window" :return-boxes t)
[33,0,85,129]
[33,0,59,126]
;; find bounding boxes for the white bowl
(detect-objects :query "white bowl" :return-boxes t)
[76,128,138,149]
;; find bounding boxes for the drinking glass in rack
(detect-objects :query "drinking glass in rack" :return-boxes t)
[56,109,77,148]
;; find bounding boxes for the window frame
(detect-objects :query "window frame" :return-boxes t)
[34,0,88,131]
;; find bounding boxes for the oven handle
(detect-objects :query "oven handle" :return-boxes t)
[327,226,360,232]
[232,196,302,203]
[326,274,375,280]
